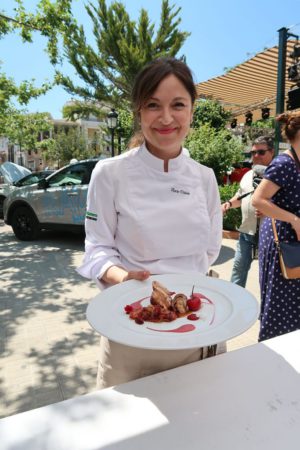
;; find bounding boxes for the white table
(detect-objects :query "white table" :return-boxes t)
[0,331,299,450]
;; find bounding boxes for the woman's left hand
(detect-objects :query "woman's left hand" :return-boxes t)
[122,270,151,282]
[102,266,151,285]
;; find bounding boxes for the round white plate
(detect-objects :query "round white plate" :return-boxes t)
[86,273,259,350]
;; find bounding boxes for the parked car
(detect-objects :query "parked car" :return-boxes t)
[4,158,100,240]
[0,162,32,219]
[13,170,55,187]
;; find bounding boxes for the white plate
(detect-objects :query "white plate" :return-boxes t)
[86,273,259,350]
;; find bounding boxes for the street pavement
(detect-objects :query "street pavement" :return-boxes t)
[0,221,260,419]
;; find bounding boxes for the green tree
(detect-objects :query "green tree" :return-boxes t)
[240,119,275,145]
[218,183,242,230]
[1,1,189,123]
[192,99,231,131]
[40,127,91,168]
[0,70,52,122]
[0,0,74,62]
[185,124,244,184]
[251,117,275,129]
[52,0,190,115]
[0,0,68,116]
[62,100,105,122]
[2,110,53,153]
[115,108,134,150]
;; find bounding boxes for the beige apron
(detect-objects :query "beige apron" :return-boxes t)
[96,337,227,389]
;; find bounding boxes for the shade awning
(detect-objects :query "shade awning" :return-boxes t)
[196,40,298,121]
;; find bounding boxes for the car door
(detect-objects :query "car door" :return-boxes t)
[37,162,92,225]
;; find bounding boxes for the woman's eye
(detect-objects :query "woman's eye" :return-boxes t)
[146,102,159,109]
[173,102,185,109]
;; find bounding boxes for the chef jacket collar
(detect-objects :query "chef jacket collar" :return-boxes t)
[139,142,184,172]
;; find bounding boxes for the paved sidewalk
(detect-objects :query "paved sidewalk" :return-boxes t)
[0,222,260,419]
[212,238,260,351]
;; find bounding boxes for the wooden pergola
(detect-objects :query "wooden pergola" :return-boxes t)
[195,40,298,123]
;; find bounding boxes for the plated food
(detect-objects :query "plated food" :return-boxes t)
[124,280,206,325]
[87,273,259,349]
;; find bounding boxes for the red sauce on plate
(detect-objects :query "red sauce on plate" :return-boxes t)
[146,324,196,333]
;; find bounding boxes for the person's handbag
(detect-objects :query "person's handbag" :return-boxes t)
[271,218,300,279]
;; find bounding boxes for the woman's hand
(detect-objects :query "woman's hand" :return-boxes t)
[221,201,231,215]
[122,270,151,282]
[291,216,300,240]
[101,265,150,285]
[255,209,263,218]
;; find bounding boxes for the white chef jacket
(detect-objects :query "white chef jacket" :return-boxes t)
[77,143,222,286]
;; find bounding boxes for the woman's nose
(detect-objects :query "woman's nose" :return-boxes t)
[159,107,173,124]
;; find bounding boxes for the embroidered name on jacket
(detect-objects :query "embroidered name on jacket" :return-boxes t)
[171,187,190,195]
[86,211,97,221]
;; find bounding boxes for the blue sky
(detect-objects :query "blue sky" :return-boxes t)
[1,0,300,118]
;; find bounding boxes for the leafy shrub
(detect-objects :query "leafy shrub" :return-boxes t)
[219,183,242,230]
[185,124,244,184]
[192,99,231,131]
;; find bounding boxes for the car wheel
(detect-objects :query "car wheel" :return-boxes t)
[11,206,40,241]
[0,195,5,219]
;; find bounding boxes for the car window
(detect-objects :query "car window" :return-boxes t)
[48,164,89,187]
[17,174,40,186]
[85,161,98,183]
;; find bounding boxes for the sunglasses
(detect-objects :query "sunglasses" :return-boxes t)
[250,149,270,156]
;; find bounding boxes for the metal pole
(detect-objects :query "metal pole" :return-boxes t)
[111,128,115,157]
[118,131,122,155]
[275,27,288,155]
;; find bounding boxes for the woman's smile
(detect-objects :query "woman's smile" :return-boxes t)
[154,127,177,135]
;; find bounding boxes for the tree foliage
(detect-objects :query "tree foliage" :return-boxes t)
[185,124,244,184]
[192,99,231,131]
[251,117,275,129]
[117,108,134,146]
[218,183,242,230]
[1,1,189,129]
[0,0,68,116]
[0,0,74,62]
[0,71,51,121]
[240,120,275,146]
[52,0,190,114]
[2,110,53,152]
[39,127,91,168]
[62,100,106,121]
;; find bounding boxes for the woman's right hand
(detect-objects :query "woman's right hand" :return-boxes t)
[291,216,300,240]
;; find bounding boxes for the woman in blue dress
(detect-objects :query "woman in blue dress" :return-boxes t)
[252,112,300,341]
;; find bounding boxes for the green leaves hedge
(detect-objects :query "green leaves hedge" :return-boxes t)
[219,183,242,231]
[185,124,244,184]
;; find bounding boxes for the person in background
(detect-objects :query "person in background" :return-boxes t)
[221,136,274,287]
[77,56,223,389]
[252,113,300,341]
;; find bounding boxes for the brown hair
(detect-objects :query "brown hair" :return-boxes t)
[131,57,197,119]
[276,111,300,141]
[127,131,144,149]
[252,135,274,150]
